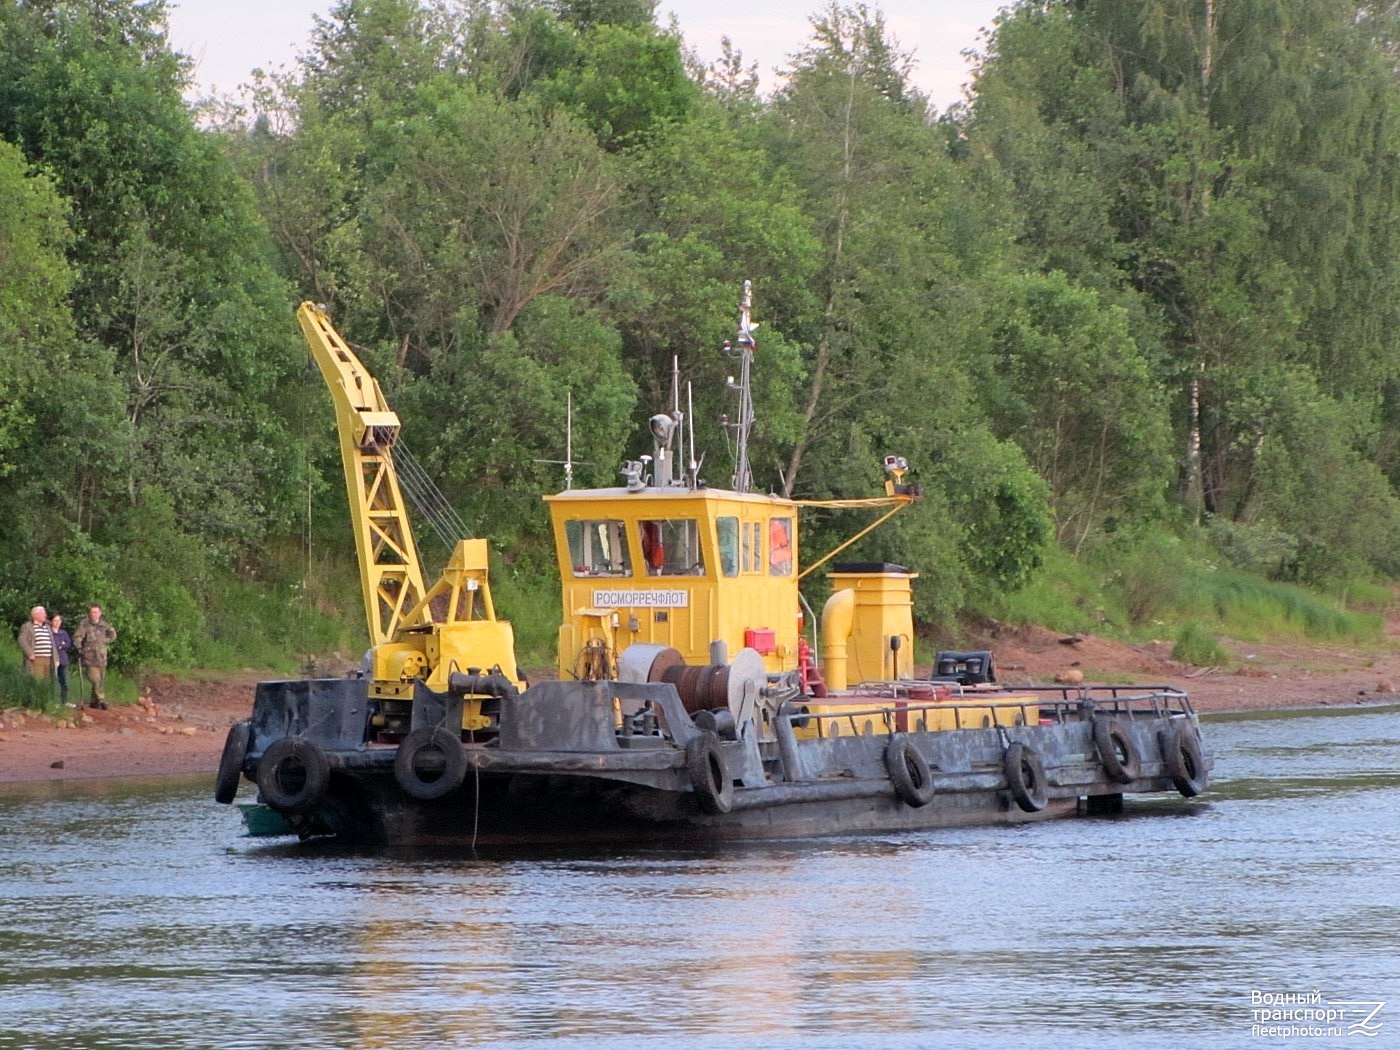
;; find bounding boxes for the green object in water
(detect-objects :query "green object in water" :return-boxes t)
[238,803,295,837]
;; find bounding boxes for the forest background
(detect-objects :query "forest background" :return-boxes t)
[4,0,1400,705]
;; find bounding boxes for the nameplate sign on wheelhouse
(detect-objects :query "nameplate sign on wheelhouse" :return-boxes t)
[591,590,690,608]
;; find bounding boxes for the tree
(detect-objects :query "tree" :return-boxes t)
[550,0,656,32]
[613,97,819,478]
[0,0,305,659]
[355,84,629,347]
[532,21,697,150]
[0,142,72,480]
[981,271,1172,552]
[302,0,450,119]
[965,0,1400,582]
[762,4,1054,606]
[400,295,637,541]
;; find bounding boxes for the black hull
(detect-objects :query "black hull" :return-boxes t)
[297,770,1093,847]
[227,677,1209,848]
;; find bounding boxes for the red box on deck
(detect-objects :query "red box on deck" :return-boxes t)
[744,628,777,654]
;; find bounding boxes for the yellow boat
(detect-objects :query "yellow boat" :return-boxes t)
[216,286,1210,846]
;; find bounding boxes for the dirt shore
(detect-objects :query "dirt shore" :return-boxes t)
[3,626,1398,785]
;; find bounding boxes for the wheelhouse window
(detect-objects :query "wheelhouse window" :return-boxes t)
[717,517,739,577]
[565,519,631,577]
[743,521,762,573]
[723,519,764,575]
[639,518,705,576]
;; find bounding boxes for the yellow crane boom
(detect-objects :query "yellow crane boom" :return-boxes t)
[298,301,428,646]
[297,302,521,739]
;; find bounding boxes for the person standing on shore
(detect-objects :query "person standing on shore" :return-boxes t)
[72,604,117,710]
[50,613,73,704]
[17,606,55,682]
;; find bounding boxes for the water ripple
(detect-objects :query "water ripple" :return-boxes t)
[1,707,1398,1049]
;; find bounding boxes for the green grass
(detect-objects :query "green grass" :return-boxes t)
[983,545,1114,635]
[978,524,1386,660]
[182,540,562,682]
[0,657,66,714]
[0,641,140,713]
[192,576,355,674]
[1172,622,1227,666]
[1323,577,1394,611]
[1199,573,1381,644]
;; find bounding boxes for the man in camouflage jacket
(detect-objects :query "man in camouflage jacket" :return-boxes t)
[72,604,117,709]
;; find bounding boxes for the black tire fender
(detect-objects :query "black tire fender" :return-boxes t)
[1159,725,1208,797]
[686,732,733,814]
[394,726,467,801]
[885,734,935,807]
[1004,741,1048,813]
[214,720,251,804]
[256,737,330,815]
[1093,717,1142,785]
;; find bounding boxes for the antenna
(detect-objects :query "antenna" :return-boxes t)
[724,279,757,493]
[650,355,684,488]
[535,391,576,489]
[673,355,683,487]
[687,381,699,488]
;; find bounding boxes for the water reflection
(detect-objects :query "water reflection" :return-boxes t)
[1,707,1398,1048]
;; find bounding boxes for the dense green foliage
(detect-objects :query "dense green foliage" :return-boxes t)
[0,0,313,681]
[2,0,1398,698]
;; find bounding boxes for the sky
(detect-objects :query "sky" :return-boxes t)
[165,0,1012,113]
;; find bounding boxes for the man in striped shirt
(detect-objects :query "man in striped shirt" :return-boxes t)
[17,605,54,680]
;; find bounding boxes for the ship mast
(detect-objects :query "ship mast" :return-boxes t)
[724,280,757,494]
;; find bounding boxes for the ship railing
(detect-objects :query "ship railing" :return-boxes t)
[794,697,1035,737]
[793,681,1194,737]
[1001,683,1196,720]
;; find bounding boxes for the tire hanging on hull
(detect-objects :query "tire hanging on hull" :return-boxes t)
[885,735,935,807]
[1003,742,1048,813]
[256,737,331,814]
[394,726,468,801]
[1159,725,1207,797]
[686,732,733,814]
[1092,717,1142,785]
[214,720,251,805]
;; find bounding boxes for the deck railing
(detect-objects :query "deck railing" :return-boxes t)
[788,681,1194,737]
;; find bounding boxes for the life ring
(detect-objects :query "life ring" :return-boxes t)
[394,726,467,801]
[1092,718,1141,785]
[885,735,935,807]
[686,732,733,814]
[256,737,330,814]
[1159,725,1208,797]
[1003,741,1048,813]
[214,720,251,804]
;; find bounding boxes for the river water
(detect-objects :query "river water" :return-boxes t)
[1,705,1397,1050]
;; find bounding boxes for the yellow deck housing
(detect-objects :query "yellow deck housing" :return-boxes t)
[820,567,918,689]
[547,487,802,678]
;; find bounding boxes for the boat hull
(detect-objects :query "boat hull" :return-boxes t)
[225,677,1209,848]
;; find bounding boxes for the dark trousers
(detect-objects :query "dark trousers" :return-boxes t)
[57,662,69,702]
